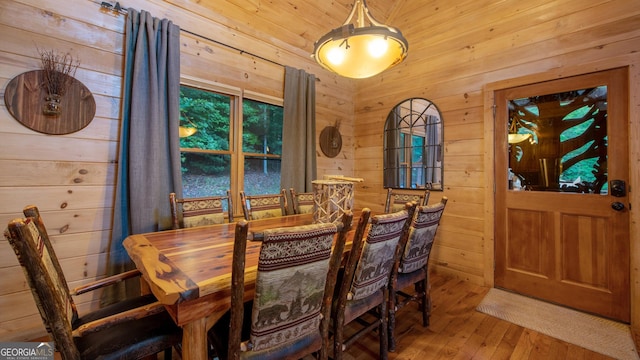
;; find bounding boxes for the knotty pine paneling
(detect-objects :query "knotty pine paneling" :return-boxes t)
[0,0,356,341]
[0,252,108,297]
[353,2,640,339]
[180,35,285,98]
[1,0,639,345]
[0,160,115,187]
[0,23,124,74]
[0,230,111,269]
[431,242,485,274]
[0,1,126,54]
[0,208,113,238]
[0,107,120,140]
[445,154,485,172]
[0,133,117,162]
[440,186,484,205]
[435,229,485,257]
[0,186,113,213]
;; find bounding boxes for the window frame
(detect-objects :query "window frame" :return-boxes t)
[383,97,444,190]
[180,75,284,217]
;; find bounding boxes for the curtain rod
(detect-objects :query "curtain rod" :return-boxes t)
[95,1,285,68]
[180,29,284,68]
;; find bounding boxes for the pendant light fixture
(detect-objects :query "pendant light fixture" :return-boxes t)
[508,117,534,144]
[179,112,197,138]
[313,0,408,79]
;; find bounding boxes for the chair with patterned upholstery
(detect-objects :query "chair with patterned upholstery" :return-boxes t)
[332,203,416,360]
[289,188,315,215]
[388,197,447,352]
[240,190,288,220]
[208,211,354,360]
[170,190,233,229]
[4,205,182,360]
[384,188,431,213]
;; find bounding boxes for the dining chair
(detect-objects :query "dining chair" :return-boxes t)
[289,188,315,214]
[4,205,182,360]
[332,203,416,360]
[169,190,233,229]
[240,189,288,220]
[384,188,431,213]
[208,211,354,360]
[388,197,448,352]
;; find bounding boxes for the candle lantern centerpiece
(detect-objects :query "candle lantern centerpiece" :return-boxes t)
[312,175,364,225]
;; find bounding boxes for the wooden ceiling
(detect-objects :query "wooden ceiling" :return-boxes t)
[167,0,409,60]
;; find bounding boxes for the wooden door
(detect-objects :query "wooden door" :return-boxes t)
[494,68,630,322]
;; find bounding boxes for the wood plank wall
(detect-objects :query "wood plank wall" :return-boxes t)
[1,0,639,344]
[352,0,640,334]
[0,0,354,341]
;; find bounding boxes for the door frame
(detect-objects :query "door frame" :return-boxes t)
[482,60,640,335]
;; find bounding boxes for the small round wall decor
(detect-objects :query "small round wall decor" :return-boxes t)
[319,125,342,158]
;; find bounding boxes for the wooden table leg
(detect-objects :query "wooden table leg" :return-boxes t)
[182,318,207,360]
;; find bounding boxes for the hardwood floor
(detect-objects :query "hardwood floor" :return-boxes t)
[46,272,619,359]
[342,272,617,360]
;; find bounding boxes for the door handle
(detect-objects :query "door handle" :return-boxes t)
[610,180,626,197]
[611,201,625,211]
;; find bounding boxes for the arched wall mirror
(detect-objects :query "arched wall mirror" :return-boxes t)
[384,97,443,190]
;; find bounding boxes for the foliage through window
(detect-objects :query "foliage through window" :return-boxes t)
[384,98,443,190]
[507,86,608,193]
[179,83,283,214]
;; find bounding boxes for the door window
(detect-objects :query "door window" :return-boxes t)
[508,87,609,194]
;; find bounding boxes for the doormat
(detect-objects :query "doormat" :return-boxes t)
[476,288,639,360]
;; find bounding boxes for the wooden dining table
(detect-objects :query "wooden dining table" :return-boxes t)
[123,213,353,360]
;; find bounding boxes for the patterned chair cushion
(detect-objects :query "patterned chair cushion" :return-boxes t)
[182,213,225,227]
[249,196,281,209]
[348,210,408,301]
[294,192,315,214]
[171,192,232,228]
[182,198,225,212]
[248,223,336,351]
[399,204,445,273]
[394,193,422,206]
[297,204,314,214]
[250,209,283,220]
[246,195,285,220]
[385,189,430,213]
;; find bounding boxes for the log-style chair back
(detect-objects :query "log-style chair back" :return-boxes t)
[170,190,233,229]
[384,188,431,213]
[388,197,448,351]
[332,203,416,360]
[289,188,315,214]
[213,212,353,360]
[4,206,182,360]
[240,189,288,220]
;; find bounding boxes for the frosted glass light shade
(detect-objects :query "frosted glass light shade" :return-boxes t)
[314,25,407,79]
[508,133,532,144]
[313,0,408,79]
[179,126,197,138]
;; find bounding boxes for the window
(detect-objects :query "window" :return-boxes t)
[242,98,283,195]
[383,98,444,190]
[507,87,609,193]
[179,78,283,215]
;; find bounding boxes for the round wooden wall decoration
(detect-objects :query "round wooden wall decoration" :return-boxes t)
[319,125,342,158]
[4,70,96,135]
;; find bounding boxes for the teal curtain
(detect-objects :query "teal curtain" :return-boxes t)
[104,9,182,304]
[281,67,317,198]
